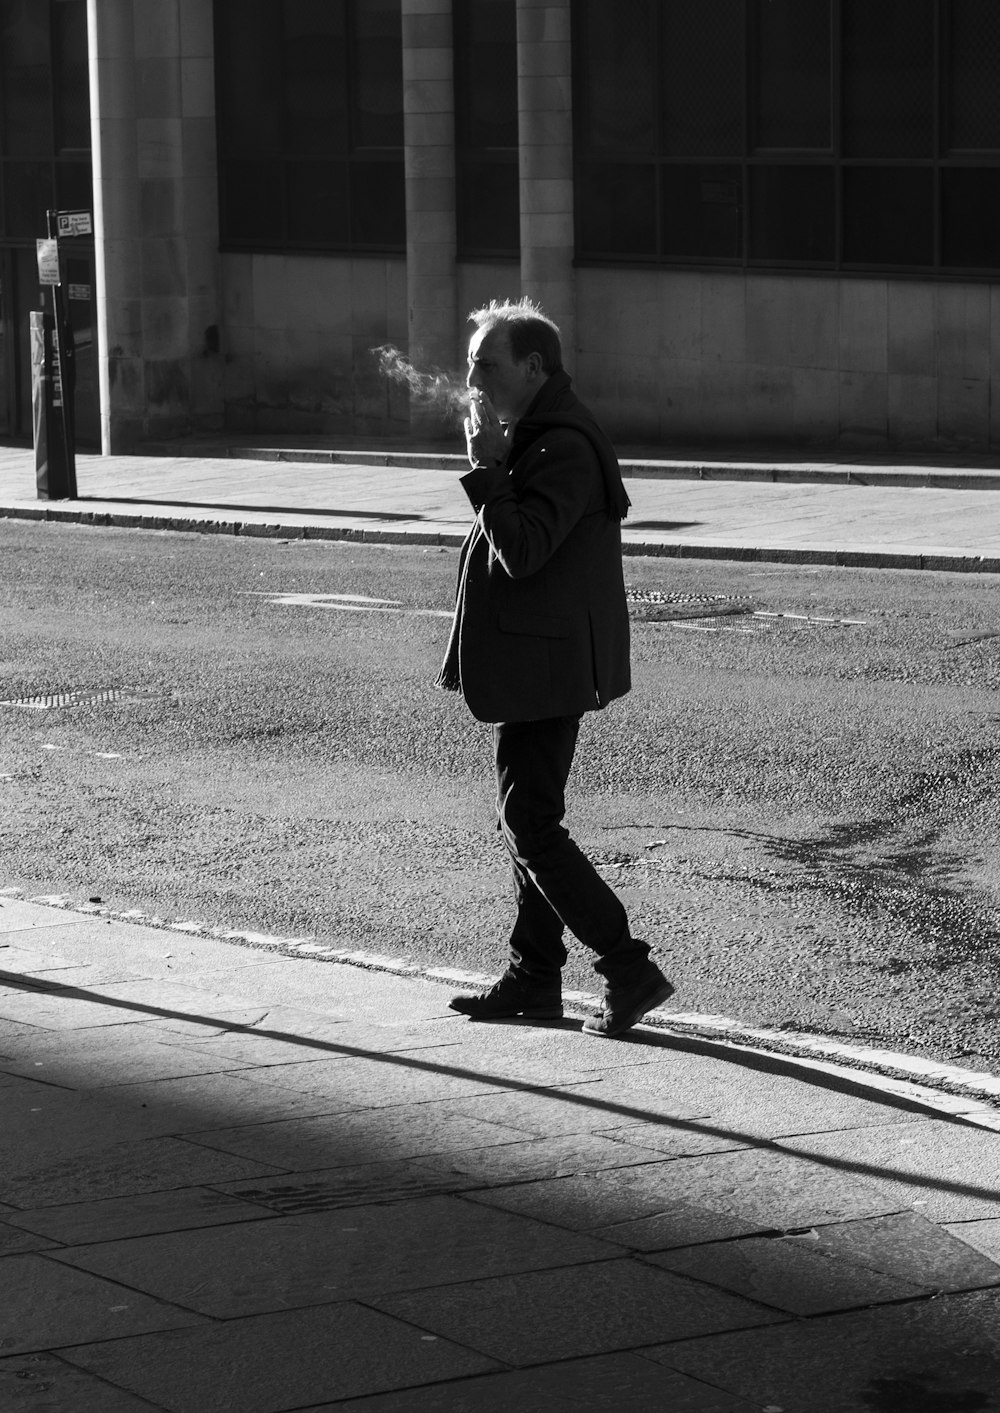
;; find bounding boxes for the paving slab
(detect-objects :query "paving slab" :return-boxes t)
[0,1027,267,1090]
[780,1118,1000,1220]
[49,1195,620,1317]
[180,1104,531,1169]
[591,1122,755,1157]
[0,1218,60,1254]
[0,984,180,1032]
[173,1004,461,1053]
[463,1143,902,1239]
[183,958,454,1019]
[947,1217,1000,1264]
[0,1078,195,1174]
[463,1168,777,1242]
[0,896,105,933]
[650,1230,928,1315]
[60,1301,500,1413]
[95,1069,369,1130]
[0,915,229,973]
[584,1046,929,1139]
[589,1204,783,1252]
[216,1158,473,1214]
[415,1132,672,1185]
[646,1207,1000,1313]
[432,1078,712,1139]
[128,1021,370,1069]
[0,1352,164,1412]
[1,941,89,972]
[0,1252,204,1355]
[310,1352,760,1413]
[1,1134,284,1209]
[371,1257,783,1366]
[235,1050,544,1105]
[650,1287,1000,1412]
[6,1185,274,1244]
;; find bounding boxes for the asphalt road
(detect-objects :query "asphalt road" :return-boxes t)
[3,519,1000,1070]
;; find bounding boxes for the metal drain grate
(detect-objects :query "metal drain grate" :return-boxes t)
[0,688,166,710]
[626,589,753,622]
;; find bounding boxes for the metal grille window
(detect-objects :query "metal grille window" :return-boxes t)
[454,0,519,259]
[574,0,1000,277]
[0,0,91,240]
[214,0,405,254]
[0,0,92,442]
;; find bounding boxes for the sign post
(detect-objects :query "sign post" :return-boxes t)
[32,211,90,499]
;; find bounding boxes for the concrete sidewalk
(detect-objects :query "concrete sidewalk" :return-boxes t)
[1,440,1000,572]
[5,890,1000,1412]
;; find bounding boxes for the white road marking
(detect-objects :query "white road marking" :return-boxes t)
[243,591,451,616]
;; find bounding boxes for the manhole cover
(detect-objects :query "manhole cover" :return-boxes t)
[0,688,167,710]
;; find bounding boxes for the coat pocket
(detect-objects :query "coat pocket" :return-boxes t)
[497,609,570,640]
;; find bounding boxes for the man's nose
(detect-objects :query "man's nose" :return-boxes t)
[467,366,482,390]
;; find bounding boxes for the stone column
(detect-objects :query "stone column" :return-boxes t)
[516,0,575,367]
[88,0,139,451]
[402,0,459,431]
[88,0,221,451]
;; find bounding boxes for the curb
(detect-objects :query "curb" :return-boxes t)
[6,887,1000,1133]
[139,442,1000,491]
[2,501,999,575]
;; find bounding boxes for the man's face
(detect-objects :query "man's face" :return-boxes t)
[466,326,539,422]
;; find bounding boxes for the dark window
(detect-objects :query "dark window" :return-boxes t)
[663,165,741,259]
[0,0,91,240]
[574,0,1000,276]
[948,0,1000,150]
[843,166,935,265]
[752,0,831,150]
[454,0,519,258]
[749,165,835,262]
[842,0,934,157]
[215,0,405,254]
[53,0,91,151]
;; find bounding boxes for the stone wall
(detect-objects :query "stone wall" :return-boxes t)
[220,255,408,437]
[576,268,1000,452]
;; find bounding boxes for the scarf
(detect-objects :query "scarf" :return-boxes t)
[508,369,631,521]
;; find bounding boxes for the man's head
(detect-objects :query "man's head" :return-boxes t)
[466,299,562,422]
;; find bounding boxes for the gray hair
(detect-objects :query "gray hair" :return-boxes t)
[468,298,563,374]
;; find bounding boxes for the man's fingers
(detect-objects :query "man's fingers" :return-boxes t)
[475,392,500,424]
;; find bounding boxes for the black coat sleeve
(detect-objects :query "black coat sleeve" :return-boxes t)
[459,429,603,580]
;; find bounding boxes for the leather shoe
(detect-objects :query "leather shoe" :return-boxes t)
[583,965,674,1038]
[449,973,563,1020]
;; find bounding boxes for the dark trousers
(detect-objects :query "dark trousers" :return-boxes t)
[493,716,650,984]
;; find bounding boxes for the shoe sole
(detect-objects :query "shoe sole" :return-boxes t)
[449,1001,564,1020]
[582,980,674,1038]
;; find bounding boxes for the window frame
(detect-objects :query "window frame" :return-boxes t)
[214,0,406,257]
[0,0,92,246]
[572,0,1000,280]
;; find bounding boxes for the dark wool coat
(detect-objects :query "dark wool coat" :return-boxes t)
[437,372,631,724]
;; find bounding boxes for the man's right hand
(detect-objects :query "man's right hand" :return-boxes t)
[465,391,510,469]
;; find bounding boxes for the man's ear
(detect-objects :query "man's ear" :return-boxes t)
[525,351,544,381]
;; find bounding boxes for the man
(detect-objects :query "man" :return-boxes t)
[437,298,674,1038]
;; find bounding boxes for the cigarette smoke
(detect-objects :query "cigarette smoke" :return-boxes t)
[372,344,470,423]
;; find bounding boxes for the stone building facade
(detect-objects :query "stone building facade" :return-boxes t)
[1,0,998,453]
